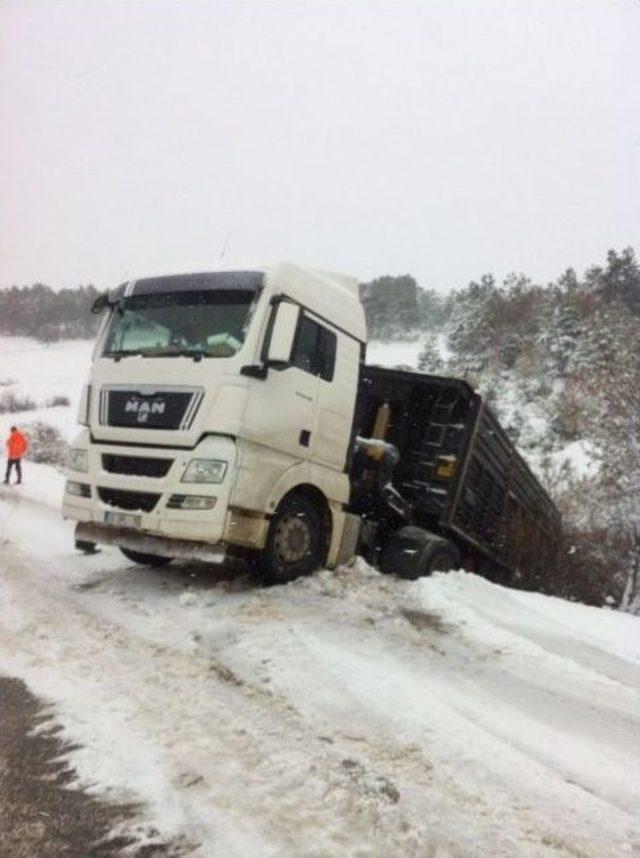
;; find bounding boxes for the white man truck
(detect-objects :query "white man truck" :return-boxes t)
[64,262,560,585]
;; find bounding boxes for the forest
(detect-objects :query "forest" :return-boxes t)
[0,283,102,341]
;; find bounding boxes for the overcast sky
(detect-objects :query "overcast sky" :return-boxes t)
[1,0,638,293]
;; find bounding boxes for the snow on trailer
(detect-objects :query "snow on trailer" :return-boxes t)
[353,365,561,581]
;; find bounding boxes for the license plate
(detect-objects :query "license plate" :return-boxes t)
[104,511,141,529]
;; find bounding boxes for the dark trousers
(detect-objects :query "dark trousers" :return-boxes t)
[4,458,22,483]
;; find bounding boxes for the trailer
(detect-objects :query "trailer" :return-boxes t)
[350,365,561,581]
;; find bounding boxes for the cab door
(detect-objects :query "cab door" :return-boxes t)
[314,326,360,471]
[242,311,319,460]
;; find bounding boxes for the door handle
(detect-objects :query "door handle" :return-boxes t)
[299,430,311,447]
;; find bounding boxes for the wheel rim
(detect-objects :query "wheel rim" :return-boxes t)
[273,513,312,565]
[430,550,455,573]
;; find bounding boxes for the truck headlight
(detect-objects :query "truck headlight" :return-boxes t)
[167,495,216,510]
[181,459,227,484]
[67,448,89,472]
[66,480,91,498]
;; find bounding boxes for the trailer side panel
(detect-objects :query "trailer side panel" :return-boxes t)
[356,365,561,579]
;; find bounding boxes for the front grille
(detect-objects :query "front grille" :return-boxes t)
[98,487,160,512]
[99,387,204,430]
[102,454,172,478]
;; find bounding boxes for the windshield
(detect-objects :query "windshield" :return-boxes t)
[103,289,257,358]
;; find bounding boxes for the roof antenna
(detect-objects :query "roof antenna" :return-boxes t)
[220,231,232,261]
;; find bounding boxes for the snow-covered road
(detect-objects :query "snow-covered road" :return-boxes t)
[1,476,638,857]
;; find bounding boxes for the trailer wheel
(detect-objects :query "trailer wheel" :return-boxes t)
[259,492,325,586]
[425,543,461,574]
[119,547,173,567]
[379,526,460,580]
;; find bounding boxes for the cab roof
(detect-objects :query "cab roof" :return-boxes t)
[106,261,367,343]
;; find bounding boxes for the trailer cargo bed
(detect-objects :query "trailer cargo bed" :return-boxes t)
[354,366,561,579]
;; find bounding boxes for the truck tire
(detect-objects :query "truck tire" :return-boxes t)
[259,493,325,586]
[119,547,173,567]
[379,526,460,580]
[426,542,461,574]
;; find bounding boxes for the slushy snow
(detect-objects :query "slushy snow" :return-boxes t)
[0,335,637,856]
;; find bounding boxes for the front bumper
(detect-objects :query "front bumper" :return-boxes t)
[62,435,237,548]
[75,521,226,563]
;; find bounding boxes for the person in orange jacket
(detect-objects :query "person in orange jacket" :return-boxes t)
[4,425,28,485]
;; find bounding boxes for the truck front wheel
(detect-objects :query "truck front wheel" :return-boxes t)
[119,547,173,567]
[259,493,325,585]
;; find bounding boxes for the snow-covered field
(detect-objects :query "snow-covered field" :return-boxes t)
[1,335,639,856]
[0,335,91,440]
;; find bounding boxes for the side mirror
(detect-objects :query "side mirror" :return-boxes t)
[267,302,299,365]
[91,293,109,314]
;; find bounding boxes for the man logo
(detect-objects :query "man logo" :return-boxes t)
[125,397,166,424]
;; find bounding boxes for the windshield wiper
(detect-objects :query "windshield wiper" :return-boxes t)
[140,347,205,361]
[105,349,144,361]
[105,347,205,362]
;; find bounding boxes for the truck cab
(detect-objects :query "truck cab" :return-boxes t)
[64,262,366,582]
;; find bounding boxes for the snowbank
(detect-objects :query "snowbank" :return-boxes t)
[0,336,636,856]
[1,473,638,856]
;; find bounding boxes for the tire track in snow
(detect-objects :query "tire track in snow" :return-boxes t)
[0,539,443,857]
[1,491,638,857]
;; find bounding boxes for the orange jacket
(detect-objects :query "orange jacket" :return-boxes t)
[6,430,28,459]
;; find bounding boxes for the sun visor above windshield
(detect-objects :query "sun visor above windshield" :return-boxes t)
[115,271,264,301]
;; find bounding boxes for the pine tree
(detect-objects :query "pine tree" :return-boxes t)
[417,335,444,373]
[360,275,419,338]
[538,299,582,376]
[447,275,497,370]
[598,247,640,314]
